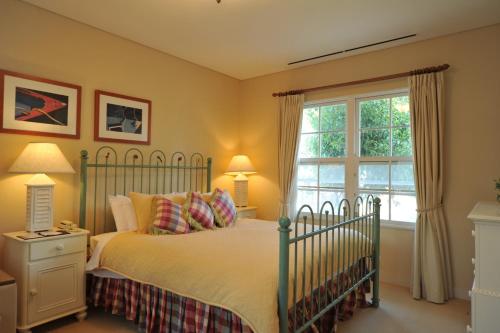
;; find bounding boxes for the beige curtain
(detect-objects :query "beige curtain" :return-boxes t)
[410,72,453,303]
[278,94,304,217]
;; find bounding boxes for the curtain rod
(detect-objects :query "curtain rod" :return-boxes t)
[272,64,450,97]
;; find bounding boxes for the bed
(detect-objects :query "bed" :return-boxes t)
[80,147,381,333]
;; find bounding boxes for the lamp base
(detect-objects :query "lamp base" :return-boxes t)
[25,174,54,232]
[233,174,248,207]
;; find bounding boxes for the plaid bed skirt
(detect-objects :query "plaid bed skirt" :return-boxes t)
[88,259,370,333]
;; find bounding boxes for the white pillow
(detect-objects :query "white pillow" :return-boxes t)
[108,195,138,231]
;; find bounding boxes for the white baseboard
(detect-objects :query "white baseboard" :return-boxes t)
[454,288,470,301]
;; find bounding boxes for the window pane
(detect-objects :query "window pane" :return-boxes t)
[319,164,344,188]
[297,164,317,187]
[360,98,390,128]
[297,189,318,213]
[392,127,412,157]
[359,163,389,190]
[360,129,390,156]
[320,104,346,131]
[391,163,415,191]
[321,132,346,157]
[392,95,410,127]
[391,194,417,222]
[319,190,344,215]
[360,192,389,220]
[298,134,319,158]
[302,107,319,133]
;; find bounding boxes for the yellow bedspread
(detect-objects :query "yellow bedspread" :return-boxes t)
[98,219,370,333]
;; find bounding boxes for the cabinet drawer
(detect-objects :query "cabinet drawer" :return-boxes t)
[30,236,86,261]
[238,210,256,219]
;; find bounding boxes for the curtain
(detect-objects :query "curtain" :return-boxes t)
[278,94,304,217]
[409,71,453,303]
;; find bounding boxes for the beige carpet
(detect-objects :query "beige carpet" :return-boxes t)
[33,283,469,333]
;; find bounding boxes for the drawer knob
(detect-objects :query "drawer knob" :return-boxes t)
[466,324,472,332]
[30,288,38,296]
[468,290,472,297]
[471,230,475,237]
[472,258,475,265]
[56,244,65,251]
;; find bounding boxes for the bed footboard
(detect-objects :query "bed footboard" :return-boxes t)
[278,196,381,333]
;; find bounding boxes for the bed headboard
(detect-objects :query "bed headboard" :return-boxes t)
[79,146,212,235]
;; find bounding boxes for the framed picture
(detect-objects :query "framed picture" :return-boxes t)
[0,70,81,139]
[94,90,151,145]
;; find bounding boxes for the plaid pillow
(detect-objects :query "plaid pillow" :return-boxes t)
[184,191,215,231]
[210,188,237,227]
[152,197,191,234]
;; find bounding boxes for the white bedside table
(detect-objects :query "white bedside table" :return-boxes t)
[2,229,89,333]
[237,206,257,219]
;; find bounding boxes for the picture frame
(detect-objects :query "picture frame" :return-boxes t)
[0,69,81,139]
[94,90,151,145]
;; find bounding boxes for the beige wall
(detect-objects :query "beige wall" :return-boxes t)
[1,0,499,300]
[0,0,240,263]
[239,24,500,298]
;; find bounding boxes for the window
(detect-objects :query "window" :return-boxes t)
[296,91,417,225]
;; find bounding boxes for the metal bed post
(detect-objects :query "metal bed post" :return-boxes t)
[207,157,212,192]
[372,197,381,307]
[278,216,292,333]
[79,150,88,229]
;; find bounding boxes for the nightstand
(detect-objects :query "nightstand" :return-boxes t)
[237,206,257,219]
[2,229,89,333]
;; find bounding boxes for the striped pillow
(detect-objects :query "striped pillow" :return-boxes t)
[210,188,237,227]
[152,197,191,234]
[184,191,215,231]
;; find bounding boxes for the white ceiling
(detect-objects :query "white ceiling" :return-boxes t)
[23,0,500,80]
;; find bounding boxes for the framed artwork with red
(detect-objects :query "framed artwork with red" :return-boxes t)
[0,69,81,139]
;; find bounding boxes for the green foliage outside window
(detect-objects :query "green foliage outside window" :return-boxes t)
[301,96,412,158]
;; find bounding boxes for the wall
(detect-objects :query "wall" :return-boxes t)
[239,24,500,298]
[0,0,240,263]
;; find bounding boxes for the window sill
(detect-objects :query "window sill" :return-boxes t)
[381,220,415,231]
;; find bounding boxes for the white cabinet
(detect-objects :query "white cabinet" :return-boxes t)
[2,229,88,333]
[468,202,500,333]
[237,206,257,219]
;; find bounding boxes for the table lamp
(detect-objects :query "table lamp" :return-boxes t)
[225,155,256,207]
[9,143,75,232]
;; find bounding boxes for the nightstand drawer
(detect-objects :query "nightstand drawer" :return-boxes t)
[237,207,257,219]
[30,236,86,261]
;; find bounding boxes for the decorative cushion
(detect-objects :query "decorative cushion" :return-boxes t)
[210,188,237,227]
[129,192,157,233]
[108,195,138,231]
[129,192,188,233]
[183,191,215,231]
[152,197,190,234]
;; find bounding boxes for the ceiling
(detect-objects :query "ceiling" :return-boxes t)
[23,0,500,80]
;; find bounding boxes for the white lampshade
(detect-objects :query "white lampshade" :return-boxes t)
[225,155,256,176]
[9,143,75,174]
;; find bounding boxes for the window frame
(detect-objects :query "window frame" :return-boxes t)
[298,89,416,229]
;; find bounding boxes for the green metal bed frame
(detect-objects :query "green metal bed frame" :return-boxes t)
[79,146,380,332]
[278,197,381,332]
